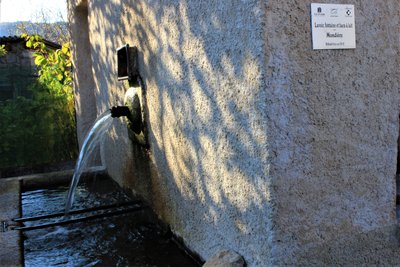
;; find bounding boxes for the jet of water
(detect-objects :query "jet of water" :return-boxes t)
[65,110,113,213]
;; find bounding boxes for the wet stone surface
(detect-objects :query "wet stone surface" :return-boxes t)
[22,178,199,267]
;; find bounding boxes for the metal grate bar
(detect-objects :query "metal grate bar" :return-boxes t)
[13,200,142,223]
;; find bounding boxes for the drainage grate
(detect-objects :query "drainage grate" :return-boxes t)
[12,201,147,231]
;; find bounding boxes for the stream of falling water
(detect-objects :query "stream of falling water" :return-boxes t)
[65,111,113,213]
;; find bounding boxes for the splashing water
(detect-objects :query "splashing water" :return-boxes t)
[65,111,113,213]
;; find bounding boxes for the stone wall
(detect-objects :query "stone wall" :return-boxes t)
[0,41,35,100]
[68,0,400,265]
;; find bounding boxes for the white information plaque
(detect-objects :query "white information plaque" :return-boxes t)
[311,3,356,50]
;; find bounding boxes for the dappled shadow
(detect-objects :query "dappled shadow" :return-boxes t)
[69,0,400,265]
[78,1,272,265]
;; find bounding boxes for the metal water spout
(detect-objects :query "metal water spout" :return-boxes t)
[110,104,142,135]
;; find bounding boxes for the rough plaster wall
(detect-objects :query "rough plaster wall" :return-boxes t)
[264,1,400,264]
[84,1,137,176]
[86,0,272,265]
[69,0,400,265]
[67,0,98,148]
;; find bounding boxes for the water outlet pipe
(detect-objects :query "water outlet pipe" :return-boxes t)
[110,102,143,135]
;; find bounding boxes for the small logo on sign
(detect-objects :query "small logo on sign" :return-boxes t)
[330,8,338,17]
[345,8,352,17]
[314,7,325,16]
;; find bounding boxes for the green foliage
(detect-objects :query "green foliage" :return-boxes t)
[23,34,73,99]
[0,45,7,57]
[0,35,77,169]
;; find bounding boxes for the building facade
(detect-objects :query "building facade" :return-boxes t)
[68,1,400,265]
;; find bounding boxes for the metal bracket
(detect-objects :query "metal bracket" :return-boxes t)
[124,87,148,147]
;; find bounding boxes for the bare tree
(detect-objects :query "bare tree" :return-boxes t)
[16,7,69,44]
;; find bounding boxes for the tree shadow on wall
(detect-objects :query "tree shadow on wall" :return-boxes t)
[88,2,272,265]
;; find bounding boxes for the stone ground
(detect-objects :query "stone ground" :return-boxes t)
[0,179,22,267]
